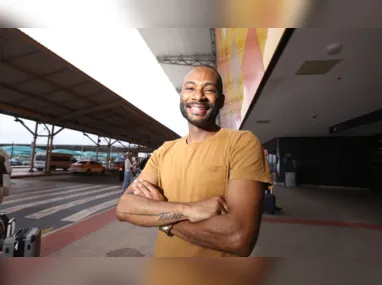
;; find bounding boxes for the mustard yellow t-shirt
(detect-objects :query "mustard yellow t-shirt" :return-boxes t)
[142,128,272,257]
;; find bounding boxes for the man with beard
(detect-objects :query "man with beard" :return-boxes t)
[117,66,272,257]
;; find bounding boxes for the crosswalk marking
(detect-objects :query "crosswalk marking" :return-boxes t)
[2,186,120,214]
[62,199,119,222]
[26,189,120,219]
[7,184,75,196]
[2,185,98,204]
[12,182,73,192]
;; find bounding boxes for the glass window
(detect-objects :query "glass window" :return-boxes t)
[35,155,45,161]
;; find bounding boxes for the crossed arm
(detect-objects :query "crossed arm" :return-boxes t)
[116,173,265,257]
[170,179,264,256]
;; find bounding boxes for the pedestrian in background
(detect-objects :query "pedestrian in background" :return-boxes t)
[121,152,134,194]
[139,155,151,171]
[0,156,7,204]
[0,148,12,204]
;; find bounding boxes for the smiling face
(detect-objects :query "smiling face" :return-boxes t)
[179,66,225,128]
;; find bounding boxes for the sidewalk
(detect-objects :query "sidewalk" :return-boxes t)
[44,185,382,257]
[46,211,157,257]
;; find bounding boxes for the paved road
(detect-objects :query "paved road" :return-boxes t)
[0,173,122,234]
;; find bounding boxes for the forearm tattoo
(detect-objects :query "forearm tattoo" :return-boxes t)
[158,212,185,220]
[116,211,187,221]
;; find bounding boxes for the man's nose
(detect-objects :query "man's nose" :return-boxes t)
[192,89,206,101]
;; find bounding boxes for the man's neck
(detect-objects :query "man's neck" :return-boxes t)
[187,123,221,144]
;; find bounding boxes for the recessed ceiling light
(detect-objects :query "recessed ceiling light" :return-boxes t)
[325,43,343,55]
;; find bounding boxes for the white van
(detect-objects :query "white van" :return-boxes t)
[34,152,75,171]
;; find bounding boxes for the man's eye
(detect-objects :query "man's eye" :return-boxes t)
[186,87,194,91]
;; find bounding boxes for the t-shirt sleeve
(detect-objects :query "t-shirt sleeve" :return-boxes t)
[229,131,272,185]
[141,147,162,177]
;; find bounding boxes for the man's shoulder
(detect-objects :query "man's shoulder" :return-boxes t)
[222,128,260,145]
[155,138,184,153]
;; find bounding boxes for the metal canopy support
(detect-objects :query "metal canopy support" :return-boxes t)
[15,117,38,172]
[47,125,55,172]
[105,138,118,170]
[95,136,101,161]
[14,117,35,136]
[40,125,64,173]
[156,54,216,67]
[53,127,64,137]
[83,133,98,145]
[13,118,39,172]
[29,122,39,172]
[83,133,101,161]
[43,124,51,173]
[117,140,129,151]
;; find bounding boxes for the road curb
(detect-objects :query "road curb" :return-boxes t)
[11,173,70,179]
[41,207,117,256]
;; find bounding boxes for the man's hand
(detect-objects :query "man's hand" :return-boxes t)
[132,178,166,201]
[185,196,228,223]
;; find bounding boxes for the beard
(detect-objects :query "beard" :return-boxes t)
[179,101,220,128]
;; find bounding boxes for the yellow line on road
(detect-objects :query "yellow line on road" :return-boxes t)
[42,227,53,235]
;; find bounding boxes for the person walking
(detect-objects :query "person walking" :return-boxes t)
[0,148,11,204]
[121,152,134,194]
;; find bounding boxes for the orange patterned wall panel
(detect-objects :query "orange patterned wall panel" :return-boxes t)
[216,28,285,130]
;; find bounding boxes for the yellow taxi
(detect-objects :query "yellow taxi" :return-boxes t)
[69,160,106,175]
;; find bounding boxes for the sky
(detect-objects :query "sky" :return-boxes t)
[0,28,188,147]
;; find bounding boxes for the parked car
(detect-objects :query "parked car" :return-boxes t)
[9,158,22,166]
[69,160,106,175]
[110,157,124,171]
[119,165,124,181]
[21,159,30,166]
[34,152,74,171]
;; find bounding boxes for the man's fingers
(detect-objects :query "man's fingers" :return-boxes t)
[132,179,166,201]
[141,180,158,192]
[140,180,164,200]
[133,189,145,197]
[217,197,228,214]
[219,202,228,214]
[133,180,152,198]
[221,199,228,212]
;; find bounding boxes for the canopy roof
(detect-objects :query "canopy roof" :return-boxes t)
[0,29,180,149]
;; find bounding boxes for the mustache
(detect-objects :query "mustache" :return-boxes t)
[184,102,212,109]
